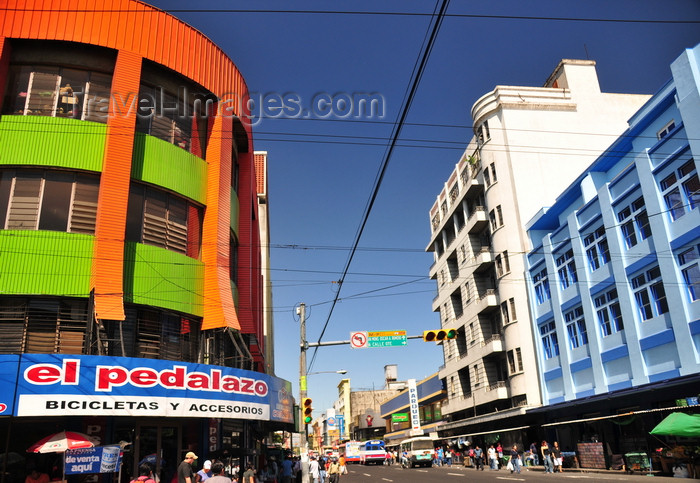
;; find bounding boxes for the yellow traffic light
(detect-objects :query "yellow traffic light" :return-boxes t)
[302,397,313,424]
[423,328,458,342]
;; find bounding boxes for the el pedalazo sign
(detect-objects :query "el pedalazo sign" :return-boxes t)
[0,354,294,422]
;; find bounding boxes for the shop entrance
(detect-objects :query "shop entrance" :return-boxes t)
[135,423,182,483]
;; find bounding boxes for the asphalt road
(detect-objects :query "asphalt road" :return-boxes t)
[340,462,682,482]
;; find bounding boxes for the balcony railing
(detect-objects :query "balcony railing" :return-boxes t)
[486,380,507,392]
[481,333,502,346]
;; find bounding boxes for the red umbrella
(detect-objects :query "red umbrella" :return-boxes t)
[27,431,96,453]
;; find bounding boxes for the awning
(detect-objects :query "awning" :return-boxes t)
[650,412,700,437]
[447,425,530,440]
[541,405,683,427]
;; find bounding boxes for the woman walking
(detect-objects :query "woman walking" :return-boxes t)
[541,441,554,473]
[552,442,563,473]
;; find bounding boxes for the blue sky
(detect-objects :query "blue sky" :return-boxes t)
[150,0,700,416]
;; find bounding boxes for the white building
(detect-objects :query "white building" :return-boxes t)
[427,59,650,440]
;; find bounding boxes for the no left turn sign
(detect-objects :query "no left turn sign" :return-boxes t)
[350,331,368,349]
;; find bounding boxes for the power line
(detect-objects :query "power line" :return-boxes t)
[3,7,699,24]
[307,0,452,371]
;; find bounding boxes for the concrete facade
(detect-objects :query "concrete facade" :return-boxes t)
[427,58,650,437]
[525,44,700,407]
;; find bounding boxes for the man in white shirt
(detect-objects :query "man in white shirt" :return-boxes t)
[309,457,320,483]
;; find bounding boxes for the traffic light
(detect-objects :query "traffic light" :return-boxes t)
[423,328,458,342]
[302,397,313,424]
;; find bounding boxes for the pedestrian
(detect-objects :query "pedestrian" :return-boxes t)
[280,456,293,483]
[131,463,157,483]
[473,445,483,470]
[552,441,563,473]
[437,447,444,466]
[496,443,503,467]
[529,442,539,466]
[318,455,326,483]
[487,445,498,470]
[292,457,301,483]
[445,448,453,467]
[178,452,198,483]
[309,457,320,483]
[509,445,521,474]
[241,464,256,483]
[338,455,347,475]
[541,441,554,473]
[25,469,50,483]
[207,462,231,483]
[327,459,339,483]
[195,461,212,483]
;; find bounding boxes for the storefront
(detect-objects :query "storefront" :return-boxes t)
[0,354,294,483]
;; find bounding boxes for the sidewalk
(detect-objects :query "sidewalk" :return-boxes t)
[450,462,675,479]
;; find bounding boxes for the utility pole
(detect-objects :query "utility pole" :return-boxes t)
[298,303,310,483]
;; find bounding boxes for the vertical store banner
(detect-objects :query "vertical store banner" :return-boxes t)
[407,378,421,431]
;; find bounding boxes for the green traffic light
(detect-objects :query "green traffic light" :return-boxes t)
[446,329,457,339]
[304,416,312,424]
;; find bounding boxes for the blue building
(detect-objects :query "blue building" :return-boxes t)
[525,44,700,456]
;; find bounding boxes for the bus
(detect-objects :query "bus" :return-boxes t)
[341,441,362,463]
[399,436,435,468]
[359,440,386,465]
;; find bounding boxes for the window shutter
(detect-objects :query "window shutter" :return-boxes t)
[143,191,168,248]
[167,197,188,254]
[26,71,59,115]
[0,301,26,354]
[7,174,42,229]
[70,176,99,234]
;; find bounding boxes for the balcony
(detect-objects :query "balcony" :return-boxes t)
[480,334,504,355]
[475,289,498,315]
[467,207,489,234]
[463,178,483,198]
[472,246,493,273]
[485,380,509,400]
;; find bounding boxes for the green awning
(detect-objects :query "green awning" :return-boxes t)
[650,412,700,438]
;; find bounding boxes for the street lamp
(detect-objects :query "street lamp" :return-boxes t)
[307,370,348,375]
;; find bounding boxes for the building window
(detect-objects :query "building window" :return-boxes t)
[657,120,675,140]
[501,301,510,324]
[556,248,578,290]
[483,168,491,187]
[677,245,700,302]
[495,254,503,277]
[503,250,510,273]
[539,320,559,359]
[659,159,699,221]
[565,306,588,349]
[465,282,472,305]
[477,120,490,145]
[509,298,517,321]
[594,289,623,336]
[584,226,610,272]
[2,64,113,123]
[489,209,497,231]
[533,268,551,304]
[496,205,504,226]
[490,163,497,183]
[617,196,651,249]
[125,184,201,256]
[0,169,99,234]
[631,265,668,321]
[507,348,523,375]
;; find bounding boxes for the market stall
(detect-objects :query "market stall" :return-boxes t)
[650,412,700,478]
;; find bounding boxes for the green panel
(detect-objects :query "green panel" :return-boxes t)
[131,133,207,204]
[0,231,93,296]
[0,115,105,172]
[230,189,240,237]
[124,242,204,317]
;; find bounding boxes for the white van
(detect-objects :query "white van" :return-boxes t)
[399,436,435,468]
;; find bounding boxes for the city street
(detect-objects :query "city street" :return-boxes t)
[340,463,682,482]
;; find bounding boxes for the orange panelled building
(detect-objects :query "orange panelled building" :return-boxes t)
[0,1,286,477]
